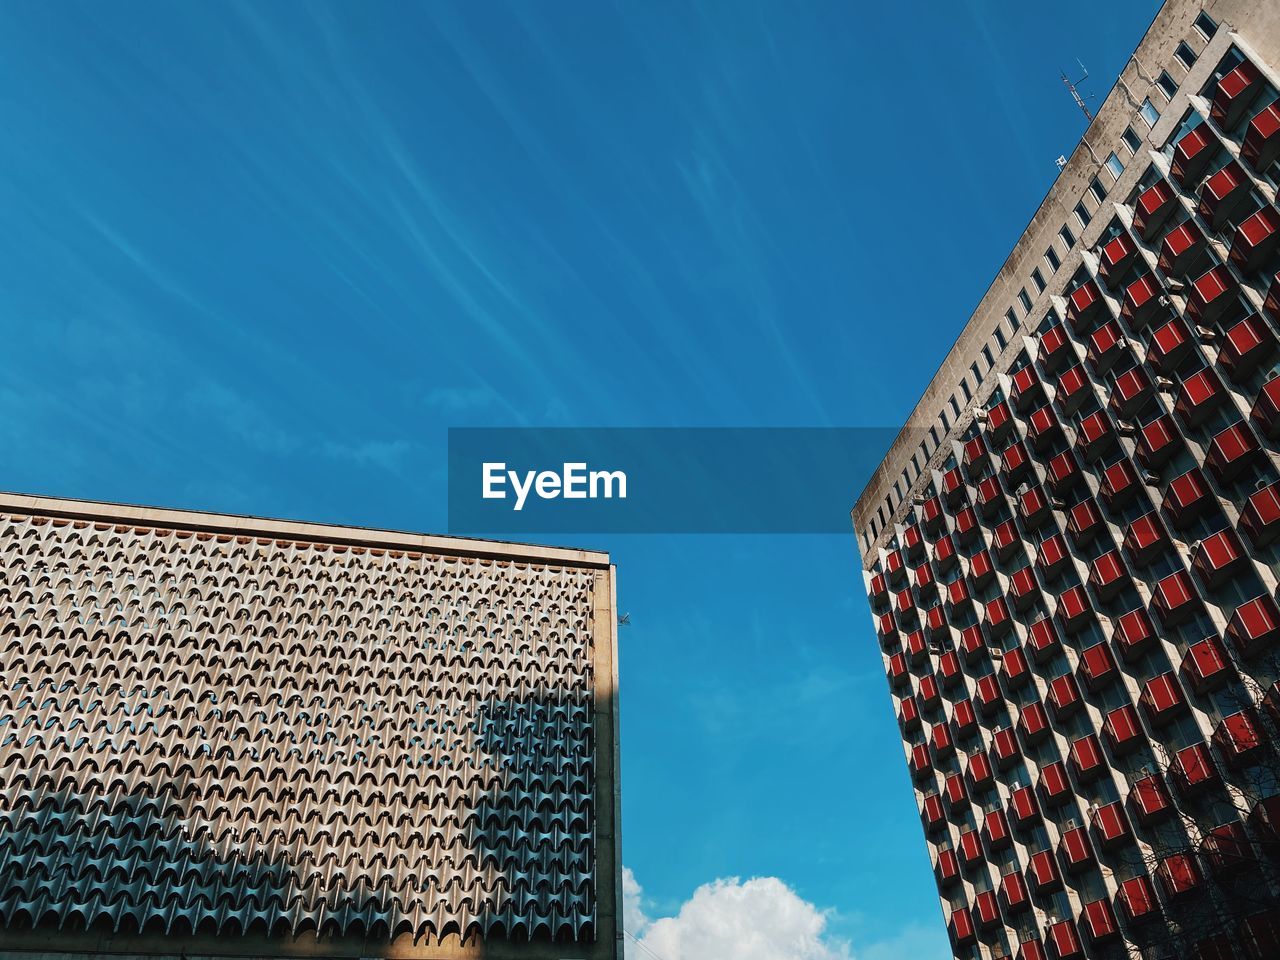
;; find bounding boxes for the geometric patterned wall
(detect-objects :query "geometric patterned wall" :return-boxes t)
[0,497,619,958]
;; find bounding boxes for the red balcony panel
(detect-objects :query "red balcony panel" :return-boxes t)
[947,576,972,611]
[1100,457,1141,512]
[1067,498,1103,546]
[919,673,941,707]
[1046,919,1083,960]
[1116,875,1159,923]
[975,674,1002,716]
[938,650,962,688]
[921,495,944,533]
[913,563,936,597]
[1028,848,1062,893]
[1227,594,1280,659]
[968,750,994,791]
[941,467,965,507]
[992,726,1020,769]
[1157,218,1203,276]
[963,434,989,472]
[1124,513,1169,567]
[1156,851,1202,898]
[985,808,1011,850]
[1134,178,1176,238]
[958,827,983,865]
[1186,265,1235,327]
[1039,322,1075,373]
[1048,673,1083,721]
[1009,566,1039,610]
[1010,784,1040,827]
[1027,616,1062,663]
[992,519,1020,560]
[1002,869,1030,913]
[1088,548,1129,600]
[1059,825,1094,873]
[1036,534,1069,580]
[1091,800,1131,851]
[933,533,958,570]
[1109,365,1154,419]
[878,612,897,645]
[909,742,932,780]
[1204,820,1253,876]
[1214,709,1265,769]
[1045,449,1082,496]
[895,588,916,621]
[1019,701,1051,747]
[1211,59,1262,131]
[1056,364,1091,417]
[1012,364,1045,411]
[1002,646,1031,690]
[954,505,979,545]
[969,549,995,587]
[1115,606,1157,662]
[885,548,906,582]
[1070,733,1106,782]
[1224,316,1279,387]
[1098,232,1137,288]
[868,572,889,602]
[949,906,975,948]
[1142,671,1189,726]
[1171,125,1217,187]
[1130,773,1173,825]
[904,629,928,665]
[1210,421,1263,482]
[1086,319,1127,375]
[1000,444,1030,489]
[1080,897,1118,944]
[1066,278,1105,332]
[960,623,986,663]
[944,770,967,810]
[1122,272,1165,328]
[1056,584,1092,636]
[1194,528,1247,590]
[903,524,924,560]
[1136,413,1183,470]
[1163,467,1212,530]
[1077,409,1118,461]
[1253,377,1280,440]
[986,597,1013,638]
[1152,570,1200,628]
[1199,160,1249,228]
[924,603,947,638]
[931,720,954,758]
[922,793,945,833]
[1019,485,1051,525]
[887,652,909,689]
[1182,635,1234,694]
[1244,101,1280,172]
[987,399,1013,441]
[973,890,1001,930]
[1231,206,1280,275]
[1147,315,1193,373]
[1039,760,1072,808]
[1105,703,1144,754]
[1176,367,1227,428]
[935,848,959,887]
[1027,405,1062,450]
[899,695,921,732]
[1079,642,1117,692]
[952,698,978,739]
[1173,742,1220,796]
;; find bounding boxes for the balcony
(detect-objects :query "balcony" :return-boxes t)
[884,548,906,582]
[949,906,975,948]
[895,589,917,624]
[1242,908,1280,959]
[1001,442,1031,489]
[1157,219,1206,277]
[1067,498,1103,546]
[1172,741,1220,796]
[1122,273,1166,328]
[1186,265,1236,327]
[1088,548,1129,600]
[1070,733,1106,782]
[1048,673,1083,721]
[938,650,962,688]
[1207,421,1262,482]
[1243,101,1280,172]
[909,742,932,780]
[935,848,959,887]
[941,466,966,506]
[1012,364,1046,411]
[904,629,928,666]
[952,698,978,739]
[1055,364,1091,416]
[1028,849,1062,894]
[1046,920,1083,960]
[975,674,1002,716]
[1019,700,1051,746]
[1059,825,1095,873]
[973,890,1001,930]
[1080,898,1119,945]
[1141,671,1188,726]
[1109,365,1154,419]
[944,771,967,811]
[1079,642,1118,692]
[1010,783,1040,828]
[1056,584,1092,635]
[960,623,985,663]
[988,399,1014,442]
[919,673,941,707]
[1151,570,1200,627]
[1090,800,1131,851]
[1230,205,1280,274]
[992,726,1020,769]
[868,571,888,603]
[985,808,1011,851]
[914,562,936,598]
[1198,160,1250,228]
[1098,232,1138,288]
[1105,703,1144,754]
[925,603,948,637]
[1026,405,1062,451]
[1147,315,1193,373]
[934,533,958,571]
[1076,410,1118,461]
[1100,457,1141,512]
[1009,566,1039,611]
[1203,820,1253,876]
[1035,534,1069,581]
[968,750,994,790]
[1027,616,1062,662]
[931,720,954,758]
[959,827,983,866]
[1175,366,1227,429]
[1192,528,1246,589]
[1227,594,1280,659]
[1086,319,1128,375]
[899,695,921,731]
[1156,852,1202,899]
[1117,874,1160,924]
[969,549,995,588]
[1129,773,1173,824]
[947,576,973,614]
[1115,606,1157,661]
[992,519,1020,560]
[1039,322,1075,373]
[1221,314,1277,383]
[964,436,990,474]
[1210,58,1262,130]
[1171,125,1218,187]
[887,652,909,689]
[1134,178,1176,238]
[1214,709,1264,768]
[921,495,944,533]
[954,505,979,545]
[1019,485,1051,525]
[1001,869,1030,914]
[1255,377,1280,440]
[1124,513,1169,567]
[922,793,945,833]
[1038,760,1072,808]
[1182,635,1234,693]
[1163,467,1212,530]
[1066,278,1106,332]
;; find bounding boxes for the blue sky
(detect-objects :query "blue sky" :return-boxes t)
[0,2,1162,956]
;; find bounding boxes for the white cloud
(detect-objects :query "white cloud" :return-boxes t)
[624,870,850,960]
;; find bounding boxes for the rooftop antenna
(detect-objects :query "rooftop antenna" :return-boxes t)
[1061,60,1095,122]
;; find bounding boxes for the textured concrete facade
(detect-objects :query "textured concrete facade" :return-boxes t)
[854,2,1280,959]
[0,493,621,960]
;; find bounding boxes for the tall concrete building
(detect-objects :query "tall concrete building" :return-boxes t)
[853,2,1280,958]
[0,492,621,960]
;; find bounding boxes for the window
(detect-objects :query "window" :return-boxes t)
[1140,98,1160,128]
[1005,307,1020,332]
[1089,176,1108,203]
[1019,288,1032,312]
[1059,224,1076,248]
[950,397,961,419]
[1044,247,1061,272]
[1157,70,1178,101]
[1104,152,1124,181]
[982,345,995,368]
[1174,41,1197,70]
[1075,201,1091,228]
[939,410,949,432]
[994,327,1007,349]
[1121,126,1142,154]
[1032,268,1046,293]
[968,365,980,389]
[1194,11,1217,40]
